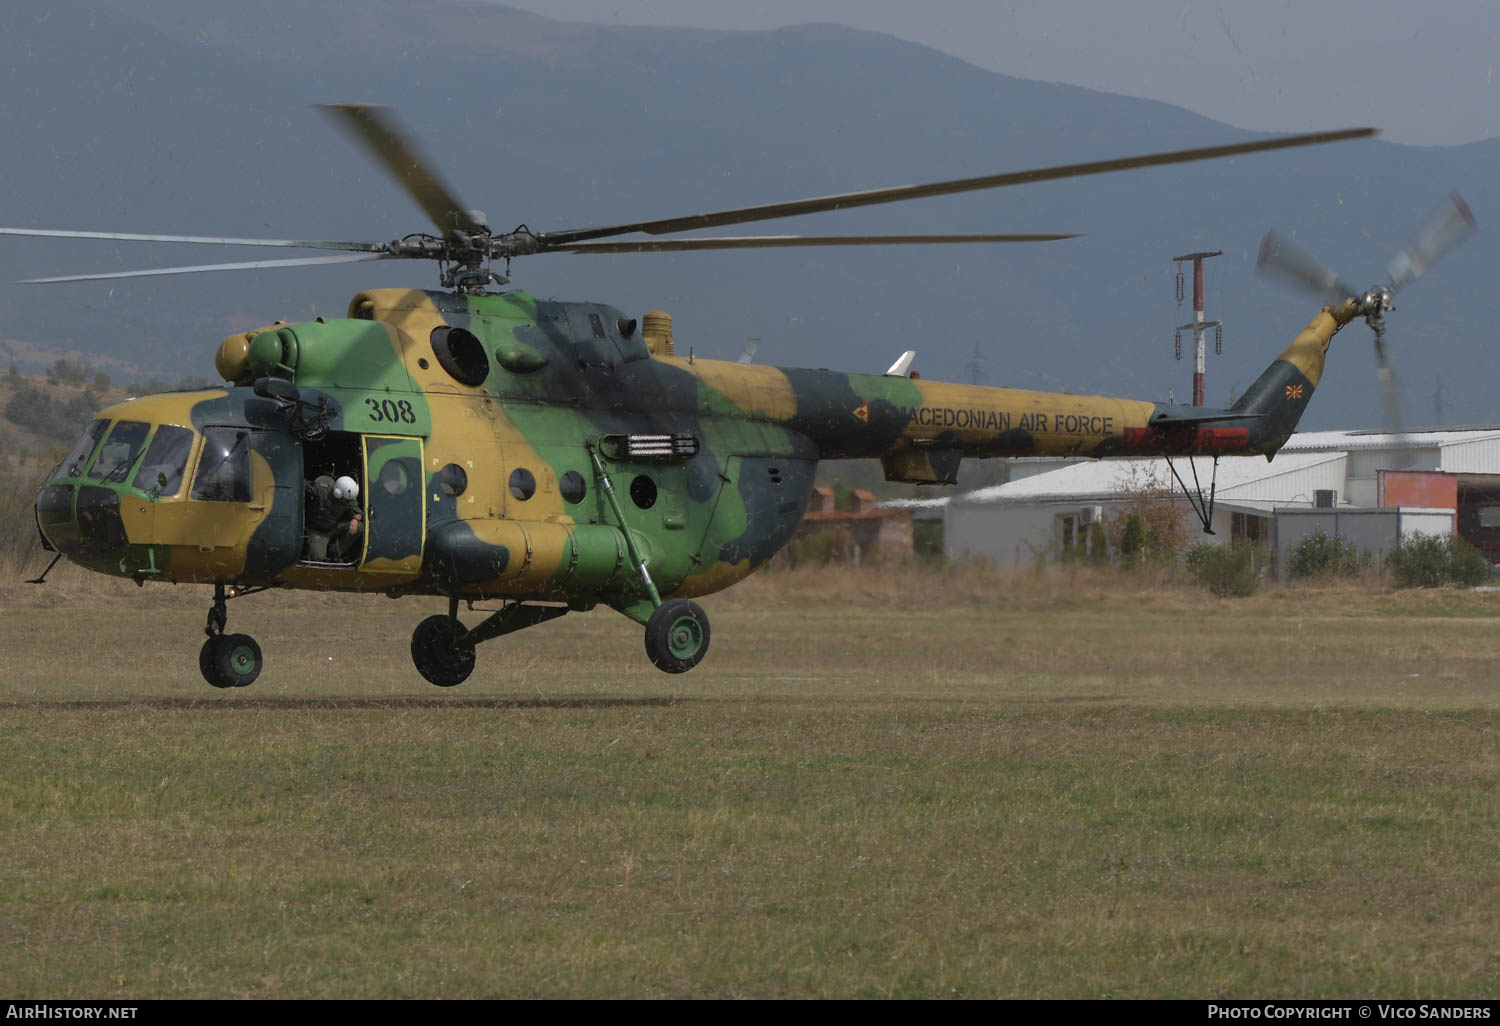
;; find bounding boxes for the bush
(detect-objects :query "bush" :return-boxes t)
[46,358,90,386]
[1287,530,1371,580]
[1088,521,1109,565]
[786,528,836,567]
[0,459,54,572]
[1186,542,1265,597]
[1119,514,1146,562]
[1449,538,1492,586]
[913,520,944,560]
[1386,533,1489,589]
[4,384,100,445]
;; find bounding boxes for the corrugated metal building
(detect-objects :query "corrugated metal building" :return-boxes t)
[890,427,1500,569]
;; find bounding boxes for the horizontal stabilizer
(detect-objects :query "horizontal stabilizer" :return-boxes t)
[1148,408,1263,426]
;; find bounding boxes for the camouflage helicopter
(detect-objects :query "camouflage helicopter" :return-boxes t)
[7,107,1460,689]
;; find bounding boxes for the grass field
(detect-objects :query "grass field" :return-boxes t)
[1,563,1497,998]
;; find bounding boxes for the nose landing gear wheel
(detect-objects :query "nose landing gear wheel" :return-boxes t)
[644,598,710,674]
[411,614,477,687]
[199,633,262,688]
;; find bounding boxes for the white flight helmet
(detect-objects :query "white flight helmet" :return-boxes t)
[332,476,359,502]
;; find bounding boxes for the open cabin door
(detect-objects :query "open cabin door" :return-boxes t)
[360,435,425,573]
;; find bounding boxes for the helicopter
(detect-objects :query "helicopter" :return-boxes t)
[8,105,1459,690]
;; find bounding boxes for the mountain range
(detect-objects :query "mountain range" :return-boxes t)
[0,0,1494,430]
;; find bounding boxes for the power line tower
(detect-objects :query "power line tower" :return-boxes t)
[1173,250,1223,406]
[967,342,984,385]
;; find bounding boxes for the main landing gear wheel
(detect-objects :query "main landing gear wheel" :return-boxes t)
[411,614,476,687]
[644,598,711,674]
[199,583,261,688]
[199,633,262,688]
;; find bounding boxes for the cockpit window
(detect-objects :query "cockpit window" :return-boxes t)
[61,420,107,477]
[131,425,195,497]
[191,427,252,502]
[87,420,151,483]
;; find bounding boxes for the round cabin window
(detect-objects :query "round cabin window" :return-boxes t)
[509,468,536,501]
[430,326,489,386]
[437,463,467,497]
[379,459,411,496]
[559,470,587,504]
[629,474,658,510]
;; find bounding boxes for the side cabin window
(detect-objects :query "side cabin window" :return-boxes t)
[131,425,195,497]
[61,420,108,478]
[87,420,151,484]
[192,427,253,502]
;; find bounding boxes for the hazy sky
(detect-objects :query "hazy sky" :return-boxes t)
[494,0,1499,147]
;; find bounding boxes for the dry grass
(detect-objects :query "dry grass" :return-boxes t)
[1,564,1498,997]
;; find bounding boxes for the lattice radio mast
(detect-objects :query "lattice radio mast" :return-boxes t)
[1172,250,1223,406]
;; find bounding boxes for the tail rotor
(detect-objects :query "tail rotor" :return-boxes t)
[1256,195,1475,445]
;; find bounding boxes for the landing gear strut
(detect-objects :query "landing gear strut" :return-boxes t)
[587,443,712,674]
[199,582,263,689]
[410,597,570,687]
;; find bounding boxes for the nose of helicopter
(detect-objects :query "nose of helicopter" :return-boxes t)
[35,481,130,563]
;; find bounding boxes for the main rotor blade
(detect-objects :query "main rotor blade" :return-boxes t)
[319,103,486,238]
[1256,229,1362,305]
[540,127,1376,246]
[1387,193,1475,291]
[21,252,394,284]
[0,227,389,251]
[553,232,1078,253]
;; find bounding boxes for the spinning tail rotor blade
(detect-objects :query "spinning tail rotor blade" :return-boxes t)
[1256,229,1361,305]
[1369,322,1407,431]
[1375,358,1407,437]
[1387,194,1475,291]
[1257,195,1477,449]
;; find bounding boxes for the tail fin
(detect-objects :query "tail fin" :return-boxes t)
[1231,301,1358,447]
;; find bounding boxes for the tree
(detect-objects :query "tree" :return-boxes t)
[1104,463,1190,567]
[46,358,89,386]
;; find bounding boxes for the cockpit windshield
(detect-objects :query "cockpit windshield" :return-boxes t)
[61,420,107,478]
[191,427,252,502]
[131,425,195,497]
[87,420,150,483]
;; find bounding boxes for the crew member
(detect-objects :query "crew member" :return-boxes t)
[305,474,362,562]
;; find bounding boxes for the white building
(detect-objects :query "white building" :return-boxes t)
[890,427,1500,570]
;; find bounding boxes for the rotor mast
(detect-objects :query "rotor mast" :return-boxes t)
[1173,250,1222,406]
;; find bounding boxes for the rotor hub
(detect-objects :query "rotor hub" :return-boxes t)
[1358,285,1395,318]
